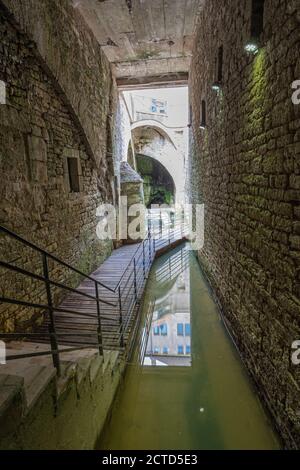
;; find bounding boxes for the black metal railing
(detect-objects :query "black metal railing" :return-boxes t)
[0,212,188,373]
[0,225,116,375]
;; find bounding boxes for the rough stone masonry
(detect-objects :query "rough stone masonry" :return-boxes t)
[189,0,300,449]
[0,0,118,332]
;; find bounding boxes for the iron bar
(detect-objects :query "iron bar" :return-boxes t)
[42,253,60,375]
[6,345,99,361]
[0,260,112,304]
[0,225,114,293]
[0,297,117,319]
[95,281,103,355]
[148,228,151,261]
[142,241,146,279]
[0,332,104,338]
[0,218,187,364]
[118,286,124,347]
[133,258,138,301]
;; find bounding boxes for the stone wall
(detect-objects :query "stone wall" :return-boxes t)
[189,0,300,448]
[1,0,114,168]
[0,350,124,450]
[0,4,115,332]
[120,162,145,244]
[114,94,133,171]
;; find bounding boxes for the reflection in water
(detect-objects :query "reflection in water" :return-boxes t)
[99,244,280,450]
[144,246,191,367]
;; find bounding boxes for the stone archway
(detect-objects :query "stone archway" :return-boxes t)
[131,123,186,205]
[136,154,176,208]
[131,120,178,149]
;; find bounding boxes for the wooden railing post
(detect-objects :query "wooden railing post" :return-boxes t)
[95,281,103,355]
[42,253,60,375]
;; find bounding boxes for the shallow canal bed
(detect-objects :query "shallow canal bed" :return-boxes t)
[99,244,280,450]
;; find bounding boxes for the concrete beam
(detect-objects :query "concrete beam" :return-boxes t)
[71,0,203,79]
[117,72,188,90]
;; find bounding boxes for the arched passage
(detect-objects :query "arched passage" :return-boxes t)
[131,120,178,149]
[132,125,185,205]
[136,154,176,208]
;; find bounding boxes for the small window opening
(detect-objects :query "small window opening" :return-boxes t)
[177,324,184,336]
[67,157,80,192]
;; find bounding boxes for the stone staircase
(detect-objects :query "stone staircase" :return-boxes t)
[0,342,122,449]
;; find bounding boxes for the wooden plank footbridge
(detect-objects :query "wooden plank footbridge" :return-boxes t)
[0,214,188,373]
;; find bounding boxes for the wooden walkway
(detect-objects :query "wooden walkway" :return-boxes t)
[37,226,187,355]
[37,242,148,352]
[0,219,188,367]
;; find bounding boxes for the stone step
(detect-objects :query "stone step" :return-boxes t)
[0,374,24,417]
[0,341,121,426]
[0,343,56,411]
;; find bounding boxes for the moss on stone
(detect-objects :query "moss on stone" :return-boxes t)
[136,154,175,207]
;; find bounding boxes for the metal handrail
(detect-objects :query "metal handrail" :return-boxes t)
[0,260,115,307]
[114,219,188,295]
[113,236,147,293]
[0,224,119,372]
[0,225,114,293]
[0,215,189,372]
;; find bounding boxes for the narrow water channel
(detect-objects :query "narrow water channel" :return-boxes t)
[99,244,280,450]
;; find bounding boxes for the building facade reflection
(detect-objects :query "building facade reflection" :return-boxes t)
[144,246,191,367]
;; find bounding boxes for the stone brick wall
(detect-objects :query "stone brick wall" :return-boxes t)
[0,5,115,332]
[1,0,114,168]
[189,0,300,448]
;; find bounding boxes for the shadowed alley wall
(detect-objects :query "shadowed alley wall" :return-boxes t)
[0,1,118,332]
[189,0,300,449]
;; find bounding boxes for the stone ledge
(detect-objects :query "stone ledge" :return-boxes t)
[0,342,124,449]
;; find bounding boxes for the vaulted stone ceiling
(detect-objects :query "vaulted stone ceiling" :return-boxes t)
[71,0,204,87]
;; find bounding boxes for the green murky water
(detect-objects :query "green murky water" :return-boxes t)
[99,244,280,450]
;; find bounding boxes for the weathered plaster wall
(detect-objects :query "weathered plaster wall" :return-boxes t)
[0,4,115,331]
[189,0,300,449]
